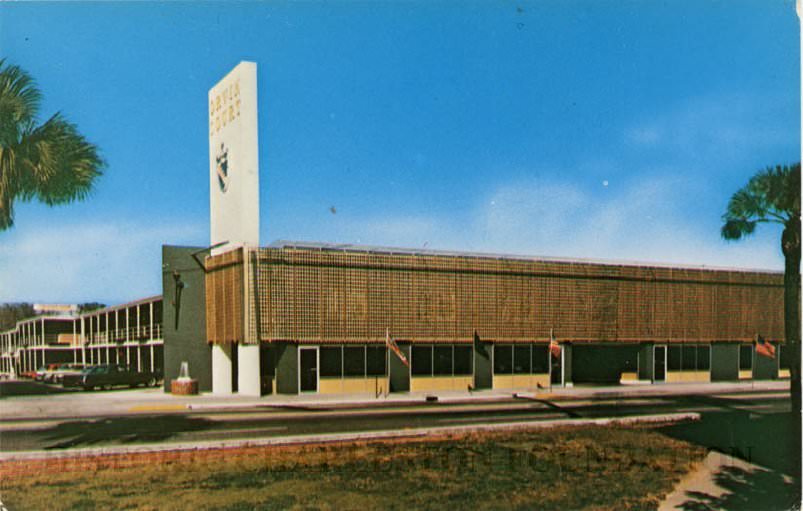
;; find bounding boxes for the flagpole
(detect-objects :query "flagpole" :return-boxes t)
[548,328,553,393]
[385,328,390,399]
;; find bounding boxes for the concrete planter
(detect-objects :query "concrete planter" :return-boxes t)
[171,379,199,395]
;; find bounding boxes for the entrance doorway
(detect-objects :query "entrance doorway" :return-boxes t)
[299,347,318,393]
[550,348,562,386]
[654,345,666,382]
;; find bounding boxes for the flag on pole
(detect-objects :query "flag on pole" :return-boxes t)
[549,328,561,359]
[386,328,409,368]
[755,334,775,359]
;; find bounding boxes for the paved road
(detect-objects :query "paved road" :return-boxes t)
[0,389,790,454]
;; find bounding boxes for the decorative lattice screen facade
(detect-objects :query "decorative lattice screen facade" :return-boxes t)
[205,244,784,346]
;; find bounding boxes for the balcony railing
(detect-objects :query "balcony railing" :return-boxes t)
[84,324,163,345]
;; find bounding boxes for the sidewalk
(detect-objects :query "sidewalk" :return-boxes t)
[0,379,789,421]
[659,450,799,510]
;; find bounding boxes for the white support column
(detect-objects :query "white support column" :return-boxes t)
[238,343,261,396]
[212,343,234,394]
[149,301,154,341]
[80,317,86,365]
[105,312,110,364]
[137,345,142,372]
[126,308,130,343]
[237,247,261,396]
[150,344,154,373]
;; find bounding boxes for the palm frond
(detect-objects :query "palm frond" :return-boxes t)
[16,113,104,206]
[721,218,756,240]
[0,59,42,148]
[0,60,105,230]
[721,163,800,241]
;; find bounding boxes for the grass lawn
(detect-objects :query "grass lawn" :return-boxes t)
[0,425,704,511]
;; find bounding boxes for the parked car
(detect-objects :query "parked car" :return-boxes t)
[61,364,159,390]
[35,364,60,382]
[34,365,49,381]
[51,363,86,384]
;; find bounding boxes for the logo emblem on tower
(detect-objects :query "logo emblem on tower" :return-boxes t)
[215,143,229,193]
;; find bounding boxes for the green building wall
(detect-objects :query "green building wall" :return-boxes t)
[711,343,739,381]
[162,245,213,392]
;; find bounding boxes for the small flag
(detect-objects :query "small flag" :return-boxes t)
[473,330,488,358]
[549,328,561,359]
[755,334,775,359]
[386,328,409,368]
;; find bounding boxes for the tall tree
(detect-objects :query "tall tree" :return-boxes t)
[0,59,104,230]
[721,163,801,412]
[0,303,36,331]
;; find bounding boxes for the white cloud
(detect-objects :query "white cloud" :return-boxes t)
[0,219,206,303]
[624,92,795,164]
[325,175,784,271]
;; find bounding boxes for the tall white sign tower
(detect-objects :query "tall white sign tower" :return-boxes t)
[209,61,260,252]
[208,61,261,396]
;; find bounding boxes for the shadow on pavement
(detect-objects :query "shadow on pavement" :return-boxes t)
[41,415,214,449]
[677,465,798,511]
[0,381,77,397]
[656,394,801,507]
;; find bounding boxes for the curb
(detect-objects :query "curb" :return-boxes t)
[185,393,513,411]
[0,412,700,462]
[183,382,788,412]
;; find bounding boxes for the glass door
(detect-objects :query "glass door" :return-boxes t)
[299,347,318,393]
[654,345,666,382]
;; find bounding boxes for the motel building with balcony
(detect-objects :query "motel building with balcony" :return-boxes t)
[0,297,164,378]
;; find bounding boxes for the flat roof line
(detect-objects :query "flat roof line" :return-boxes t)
[265,240,783,275]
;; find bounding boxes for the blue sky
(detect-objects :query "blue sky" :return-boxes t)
[0,1,799,304]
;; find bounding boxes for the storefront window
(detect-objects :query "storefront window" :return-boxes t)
[433,346,453,375]
[412,345,433,376]
[320,346,342,378]
[344,346,365,377]
[739,345,753,371]
[532,345,549,374]
[366,346,386,376]
[779,345,791,370]
[514,345,531,374]
[681,345,696,371]
[668,346,682,371]
[697,345,710,370]
[494,344,513,374]
[454,346,472,375]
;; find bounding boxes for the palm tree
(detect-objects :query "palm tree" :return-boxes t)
[722,163,801,411]
[0,59,104,230]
